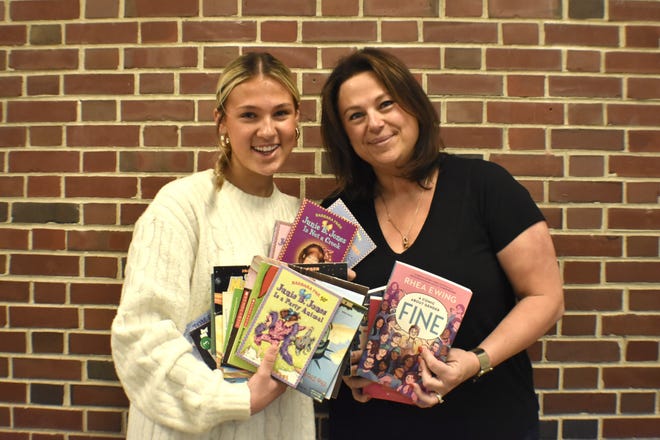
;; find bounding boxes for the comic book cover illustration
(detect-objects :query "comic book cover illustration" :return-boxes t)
[358,261,472,403]
[327,198,377,268]
[268,220,292,259]
[278,199,358,265]
[236,265,343,387]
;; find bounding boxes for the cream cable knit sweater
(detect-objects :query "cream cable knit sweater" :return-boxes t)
[111,169,314,439]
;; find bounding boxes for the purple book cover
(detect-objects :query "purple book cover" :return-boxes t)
[278,199,359,264]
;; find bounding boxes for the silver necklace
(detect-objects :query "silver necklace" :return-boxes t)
[380,186,425,250]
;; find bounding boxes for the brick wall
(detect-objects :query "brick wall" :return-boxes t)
[1,0,658,438]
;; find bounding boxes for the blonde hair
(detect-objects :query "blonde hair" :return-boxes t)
[213,52,300,189]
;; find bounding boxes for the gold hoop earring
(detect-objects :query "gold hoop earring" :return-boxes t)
[220,134,231,148]
[295,127,300,140]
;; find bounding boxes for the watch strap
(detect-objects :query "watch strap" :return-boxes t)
[469,347,493,379]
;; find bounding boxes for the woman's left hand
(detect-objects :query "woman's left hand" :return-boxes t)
[412,347,479,408]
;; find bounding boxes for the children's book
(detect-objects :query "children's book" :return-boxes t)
[278,199,359,265]
[212,266,250,364]
[357,261,472,404]
[184,312,216,370]
[236,265,343,387]
[268,220,292,259]
[327,198,377,268]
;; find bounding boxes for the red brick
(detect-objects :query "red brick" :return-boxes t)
[0,229,28,250]
[609,0,660,21]
[139,73,174,94]
[26,75,59,96]
[70,283,122,305]
[566,207,603,229]
[84,48,119,70]
[620,392,656,413]
[489,0,561,18]
[550,181,622,203]
[424,22,497,43]
[69,333,111,355]
[446,102,483,123]
[243,0,315,15]
[261,21,297,43]
[0,176,24,197]
[10,0,80,20]
[302,21,376,42]
[609,104,660,126]
[245,46,317,69]
[533,366,559,389]
[0,76,22,97]
[607,262,660,283]
[603,366,660,388]
[629,130,660,153]
[446,53,483,75]
[0,24,27,45]
[10,306,78,328]
[68,230,132,252]
[144,125,178,147]
[27,176,62,197]
[68,125,139,147]
[609,208,660,230]
[71,384,128,406]
[66,22,137,44]
[563,261,601,284]
[543,392,616,414]
[446,0,482,16]
[545,24,619,47]
[569,155,604,177]
[13,358,81,380]
[0,281,30,303]
[610,156,660,178]
[9,150,79,173]
[125,0,198,17]
[606,52,660,74]
[121,100,195,122]
[628,77,660,100]
[0,332,27,353]
[83,151,117,173]
[140,21,176,43]
[507,75,544,97]
[9,49,78,70]
[84,257,118,278]
[491,154,563,177]
[429,74,502,96]
[626,25,660,48]
[279,152,315,174]
[626,340,659,362]
[87,410,123,432]
[85,0,118,18]
[439,127,502,149]
[566,50,601,73]
[202,0,238,16]
[65,176,138,198]
[33,283,66,305]
[604,417,660,438]
[32,229,66,250]
[382,21,419,42]
[83,204,118,226]
[7,101,76,123]
[14,407,82,431]
[553,234,622,257]
[551,129,624,151]
[508,128,545,150]
[549,76,621,98]
[604,314,660,337]
[83,308,117,330]
[627,236,659,257]
[568,103,603,126]
[627,182,660,204]
[547,340,620,362]
[487,48,562,71]
[10,254,79,277]
[202,46,241,69]
[119,151,194,173]
[124,47,197,69]
[501,23,538,45]
[488,101,563,125]
[64,74,134,95]
[561,314,597,337]
[182,21,256,42]
[80,101,115,122]
[563,367,599,388]
[364,0,438,15]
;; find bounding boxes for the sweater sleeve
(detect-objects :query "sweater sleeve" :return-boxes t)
[111,193,252,433]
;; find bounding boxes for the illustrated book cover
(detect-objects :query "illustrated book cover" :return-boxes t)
[236,264,343,387]
[211,265,250,363]
[327,198,377,268]
[278,199,359,265]
[357,261,473,404]
[268,220,292,259]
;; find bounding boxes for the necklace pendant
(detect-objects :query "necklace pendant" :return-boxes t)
[402,237,409,249]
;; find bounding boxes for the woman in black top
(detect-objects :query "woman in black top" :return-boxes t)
[320,48,564,439]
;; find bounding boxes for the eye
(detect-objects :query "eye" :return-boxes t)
[347,111,365,121]
[379,99,395,110]
[274,108,293,119]
[239,111,257,120]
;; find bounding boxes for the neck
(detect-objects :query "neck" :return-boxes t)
[224,167,274,197]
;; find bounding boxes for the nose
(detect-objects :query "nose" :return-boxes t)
[367,111,385,132]
[257,117,276,138]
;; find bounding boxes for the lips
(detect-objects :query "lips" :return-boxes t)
[367,134,393,145]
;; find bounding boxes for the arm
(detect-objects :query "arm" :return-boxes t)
[415,220,564,406]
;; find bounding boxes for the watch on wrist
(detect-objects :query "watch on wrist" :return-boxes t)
[469,347,493,380]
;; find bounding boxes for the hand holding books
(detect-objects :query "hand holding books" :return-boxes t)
[247,342,287,414]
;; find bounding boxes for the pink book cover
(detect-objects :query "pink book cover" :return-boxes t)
[278,199,359,265]
[358,261,472,404]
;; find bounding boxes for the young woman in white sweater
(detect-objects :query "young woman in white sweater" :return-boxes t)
[111,52,314,440]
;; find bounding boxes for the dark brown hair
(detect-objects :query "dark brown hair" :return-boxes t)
[321,48,444,200]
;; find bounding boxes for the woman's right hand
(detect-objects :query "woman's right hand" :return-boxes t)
[247,343,287,414]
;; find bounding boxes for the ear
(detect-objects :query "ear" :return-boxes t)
[213,108,226,135]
